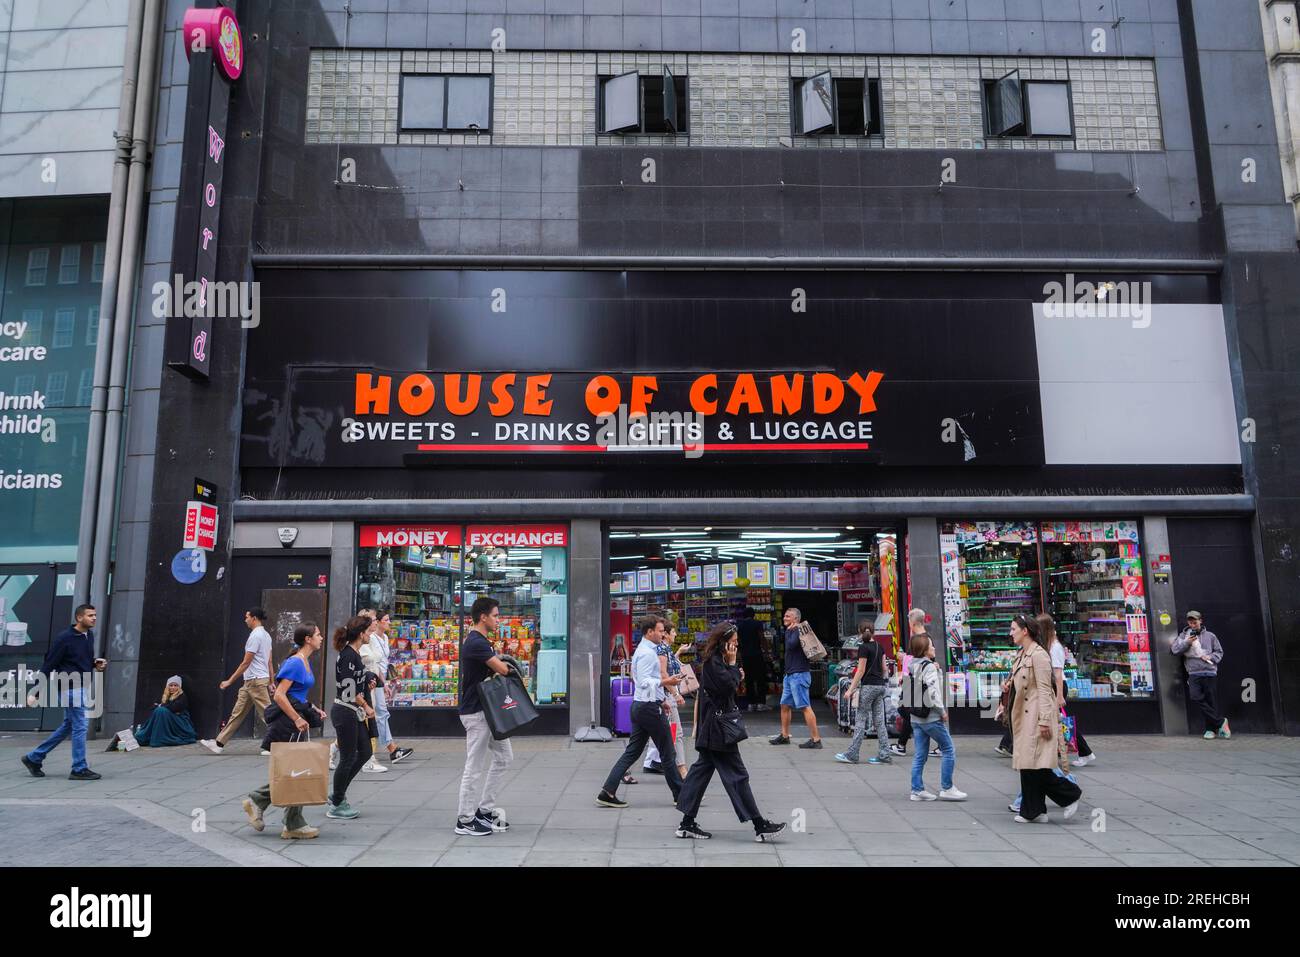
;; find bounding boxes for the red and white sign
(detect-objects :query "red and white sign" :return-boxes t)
[841,589,875,603]
[359,525,462,548]
[467,524,569,548]
[183,501,219,551]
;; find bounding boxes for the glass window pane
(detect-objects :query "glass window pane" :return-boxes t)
[798,71,835,134]
[602,71,640,133]
[446,76,490,130]
[400,75,445,130]
[58,245,81,284]
[662,66,678,134]
[1026,81,1072,136]
[988,70,1024,136]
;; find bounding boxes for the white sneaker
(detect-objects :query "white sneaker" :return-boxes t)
[361,757,389,773]
[939,787,968,802]
[329,743,339,771]
[1071,753,1095,768]
[1063,800,1080,820]
[1014,813,1049,823]
[199,739,223,755]
[994,746,1012,757]
[910,790,937,802]
[260,749,272,756]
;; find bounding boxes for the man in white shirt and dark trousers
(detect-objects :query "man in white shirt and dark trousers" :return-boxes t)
[596,616,685,809]
[201,607,273,754]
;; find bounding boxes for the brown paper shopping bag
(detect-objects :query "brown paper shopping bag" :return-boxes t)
[269,732,329,807]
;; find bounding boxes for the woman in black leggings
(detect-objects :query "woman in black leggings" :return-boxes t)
[328,615,375,821]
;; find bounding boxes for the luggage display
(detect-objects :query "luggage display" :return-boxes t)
[835,677,858,734]
[611,670,635,736]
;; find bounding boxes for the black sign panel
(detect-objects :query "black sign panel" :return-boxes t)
[241,270,1045,469]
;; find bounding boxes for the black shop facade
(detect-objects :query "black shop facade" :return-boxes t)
[225,267,1276,739]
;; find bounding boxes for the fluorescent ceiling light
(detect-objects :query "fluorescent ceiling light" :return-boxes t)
[638,531,706,538]
[741,532,843,539]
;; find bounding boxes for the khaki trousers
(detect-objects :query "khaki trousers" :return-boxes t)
[216,677,272,745]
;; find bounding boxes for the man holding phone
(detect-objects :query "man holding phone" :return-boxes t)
[21,604,106,780]
[1171,611,1229,739]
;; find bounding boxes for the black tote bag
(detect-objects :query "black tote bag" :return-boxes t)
[479,673,541,740]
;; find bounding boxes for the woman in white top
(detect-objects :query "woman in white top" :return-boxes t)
[366,610,414,768]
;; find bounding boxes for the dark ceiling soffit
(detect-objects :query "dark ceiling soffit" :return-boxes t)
[250,254,1224,274]
[233,495,1255,522]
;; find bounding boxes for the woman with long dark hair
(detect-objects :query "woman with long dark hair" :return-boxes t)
[1008,613,1081,823]
[673,622,786,842]
[327,615,376,821]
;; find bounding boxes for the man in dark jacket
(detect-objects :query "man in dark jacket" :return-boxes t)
[1170,610,1229,739]
[768,607,822,749]
[735,607,769,711]
[22,604,106,780]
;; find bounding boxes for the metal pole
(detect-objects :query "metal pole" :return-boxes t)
[73,0,145,607]
[90,0,165,655]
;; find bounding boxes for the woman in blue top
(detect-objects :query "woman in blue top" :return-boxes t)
[241,623,327,840]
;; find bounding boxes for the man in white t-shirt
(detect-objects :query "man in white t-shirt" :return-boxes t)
[201,607,274,754]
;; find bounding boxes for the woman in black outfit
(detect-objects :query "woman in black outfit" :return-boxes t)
[328,615,376,821]
[675,621,787,842]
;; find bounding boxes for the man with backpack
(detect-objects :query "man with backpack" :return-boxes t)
[901,632,966,802]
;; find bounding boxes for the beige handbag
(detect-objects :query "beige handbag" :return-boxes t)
[677,663,700,695]
[798,621,828,663]
[269,730,329,807]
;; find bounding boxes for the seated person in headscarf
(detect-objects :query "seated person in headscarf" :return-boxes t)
[135,676,198,747]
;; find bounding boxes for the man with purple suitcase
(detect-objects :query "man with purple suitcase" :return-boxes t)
[596,616,685,809]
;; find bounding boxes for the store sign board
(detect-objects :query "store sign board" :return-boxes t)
[466,524,568,548]
[359,524,462,548]
[182,501,218,551]
[842,589,875,603]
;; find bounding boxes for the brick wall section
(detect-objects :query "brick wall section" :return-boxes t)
[306,49,1162,152]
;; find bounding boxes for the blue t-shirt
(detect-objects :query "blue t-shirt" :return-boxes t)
[276,655,314,703]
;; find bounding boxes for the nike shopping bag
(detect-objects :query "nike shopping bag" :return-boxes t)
[480,673,541,740]
[269,732,330,807]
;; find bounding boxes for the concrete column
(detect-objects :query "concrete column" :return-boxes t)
[324,522,355,708]
[906,517,943,659]
[567,518,605,735]
[1141,516,1184,736]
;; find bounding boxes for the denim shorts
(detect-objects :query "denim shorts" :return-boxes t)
[781,671,812,709]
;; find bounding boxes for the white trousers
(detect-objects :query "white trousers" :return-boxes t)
[457,711,513,820]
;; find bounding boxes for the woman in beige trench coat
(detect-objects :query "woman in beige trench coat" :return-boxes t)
[1008,614,1082,823]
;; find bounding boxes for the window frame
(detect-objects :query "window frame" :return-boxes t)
[46,370,68,406]
[86,306,100,347]
[598,69,690,136]
[984,72,1075,140]
[58,245,81,285]
[398,73,493,134]
[26,249,49,286]
[52,308,75,349]
[791,72,883,137]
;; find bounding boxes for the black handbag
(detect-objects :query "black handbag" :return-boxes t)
[711,703,749,746]
[479,672,540,741]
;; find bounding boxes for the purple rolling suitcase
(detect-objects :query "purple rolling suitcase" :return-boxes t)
[611,673,635,736]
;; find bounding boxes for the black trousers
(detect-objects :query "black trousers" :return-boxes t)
[330,704,372,804]
[1019,768,1082,819]
[602,701,683,799]
[678,748,762,823]
[1188,674,1222,732]
[742,656,767,706]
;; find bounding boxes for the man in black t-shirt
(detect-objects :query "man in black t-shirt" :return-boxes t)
[735,608,769,712]
[454,597,514,837]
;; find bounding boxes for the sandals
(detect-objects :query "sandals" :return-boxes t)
[622,773,638,785]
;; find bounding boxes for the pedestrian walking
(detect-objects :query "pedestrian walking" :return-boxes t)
[904,630,966,802]
[835,622,892,766]
[365,610,414,766]
[736,607,770,711]
[201,607,274,754]
[643,623,689,780]
[241,623,328,840]
[1008,614,1081,824]
[596,615,686,809]
[21,604,106,780]
[768,607,823,749]
[1171,611,1230,740]
[325,615,377,821]
[454,596,514,836]
[892,609,941,759]
[674,622,787,842]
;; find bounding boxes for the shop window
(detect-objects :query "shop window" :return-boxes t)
[52,309,75,349]
[608,526,902,704]
[399,74,492,133]
[25,249,48,286]
[356,524,568,709]
[58,245,81,284]
[940,521,1152,704]
[792,72,882,136]
[984,71,1073,138]
[599,68,688,135]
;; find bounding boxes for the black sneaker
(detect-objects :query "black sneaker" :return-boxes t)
[889,744,907,757]
[596,789,629,809]
[798,739,824,750]
[475,807,509,832]
[675,819,713,840]
[390,747,414,764]
[645,761,664,775]
[768,734,791,745]
[453,816,493,836]
[20,756,44,778]
[754,818,787,843]
[68,768,102,781]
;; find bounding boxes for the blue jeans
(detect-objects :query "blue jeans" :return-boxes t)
[910,720,955,793]
[28,689,89,772]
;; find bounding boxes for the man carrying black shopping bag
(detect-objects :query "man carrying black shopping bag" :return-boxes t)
[595,615,685,809]
[454,597,515,837]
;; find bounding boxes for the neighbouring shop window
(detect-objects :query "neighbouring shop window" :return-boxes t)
[941,520,1152,703]
[399,74,492,133]
[355,524,568,709]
